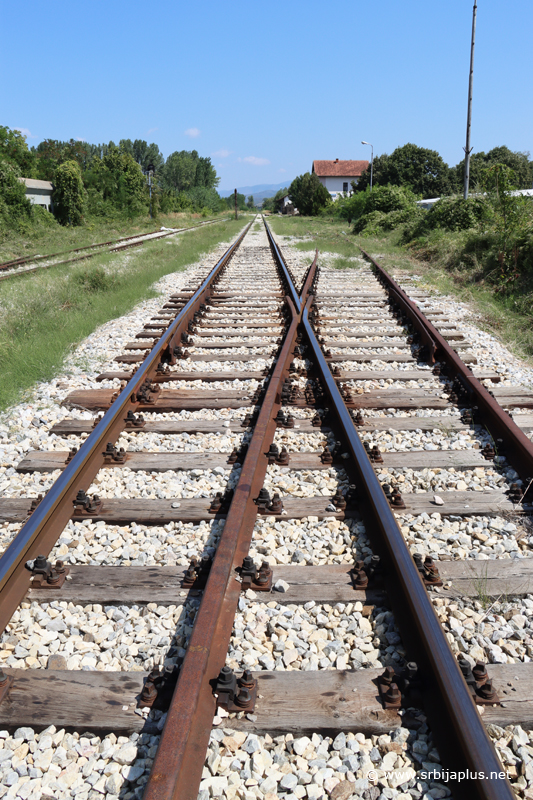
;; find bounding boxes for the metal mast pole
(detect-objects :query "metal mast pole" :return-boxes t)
[234,188,238,220]
[463,0,478,199]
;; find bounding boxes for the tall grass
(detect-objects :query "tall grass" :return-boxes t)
[0,210,230,265]
[0,217,245,411]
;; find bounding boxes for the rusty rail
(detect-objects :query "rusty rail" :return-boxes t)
[143,222,319,800]
[0,216,229,282]
[300,292,513,800]
[264,225,511,800]
[361,247,533,483]
[0,221,251,633]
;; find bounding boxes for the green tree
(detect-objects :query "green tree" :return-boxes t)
[52,160,86,225]
[84,149,147,217]
[289,173,330,215]
[246,195,255,209]
[160,150,218,194]
[453,146,533,191]
[0,126,34,175]
[225,192,246,211]
[353,153,391,193]
[481,163,531,283]
[355,143,452,198]
[0,160,32,218]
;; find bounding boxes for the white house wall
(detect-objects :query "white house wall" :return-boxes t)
[317,176,359,197]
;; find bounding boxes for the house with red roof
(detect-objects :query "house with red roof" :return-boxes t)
[312,159,369,200]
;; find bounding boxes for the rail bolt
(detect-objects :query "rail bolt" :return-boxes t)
[331,491,346,510]
[320,446,333,465]
[384,683,401,704]
[457,657,476,688]
[472,661,488,684]
[476,680,499,704]
[381,666,395,686]
[234,689,252,708]
[268,494,283,514]
[277,447,290,466]
[256,488,270,508]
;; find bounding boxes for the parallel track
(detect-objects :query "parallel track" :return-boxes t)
[0,216,228,282]
[0,216,532,799]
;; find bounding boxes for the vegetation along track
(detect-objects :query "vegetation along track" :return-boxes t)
[0,216,227,282]
[1,215,533,799]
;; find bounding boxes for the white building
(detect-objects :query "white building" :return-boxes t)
[312,159,369,200]
[280,194,297,215]
[19,178,53,212]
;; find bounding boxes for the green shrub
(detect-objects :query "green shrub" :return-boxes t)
[31,205,59,228]
[353,210,387,235]
[380,205,424,231]
[426,196,488,232]
[74,266,117,293]
[363,184,418,215]
[53,160,86,225]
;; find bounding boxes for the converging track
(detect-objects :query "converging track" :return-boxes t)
[0,216,533,800]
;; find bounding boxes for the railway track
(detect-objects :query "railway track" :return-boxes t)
[0,216,531,799]
[0,216,228,282]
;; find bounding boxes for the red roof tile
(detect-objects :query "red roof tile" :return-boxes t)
[312,160,369,177]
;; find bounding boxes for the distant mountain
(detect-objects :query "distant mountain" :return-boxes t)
[219,182,291,204]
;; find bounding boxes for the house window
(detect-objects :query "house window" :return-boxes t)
[343,182,348,193]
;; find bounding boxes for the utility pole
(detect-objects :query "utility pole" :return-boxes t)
[234,188,238,220]
[147,164,155,219]
[463,0,478,200]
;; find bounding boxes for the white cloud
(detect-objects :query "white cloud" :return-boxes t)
[14,127,36,139]
[76,137,86,142]
[147,127,158,135]
[243,156,270,166]
[184,128,200,138]
[212,149,231,158]
[278,168,286,173]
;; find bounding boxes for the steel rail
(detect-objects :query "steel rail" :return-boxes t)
[143,230,319,800]
[297,309,513,798]
[0,217,229,282]
[0,221,251,634]
[360,248,533,483]
[0,216,227,271]
[260,221,513,799]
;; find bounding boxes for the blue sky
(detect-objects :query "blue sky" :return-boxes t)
[1,0,531,190]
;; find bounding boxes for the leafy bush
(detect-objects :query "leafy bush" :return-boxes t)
[380,205,424,231]
[74,266,117,293]
[425,196,488,232]
[364,185,418,215]
[0,159,32,217]
[348,185,419,235]
[31,204,58,228]
[353,211,388,235]
[329,192,368,223]
[53,161,86,225]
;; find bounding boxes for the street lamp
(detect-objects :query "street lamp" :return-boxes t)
[361,141,374,190]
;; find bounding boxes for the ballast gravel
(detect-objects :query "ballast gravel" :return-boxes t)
[226,597,401,673]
